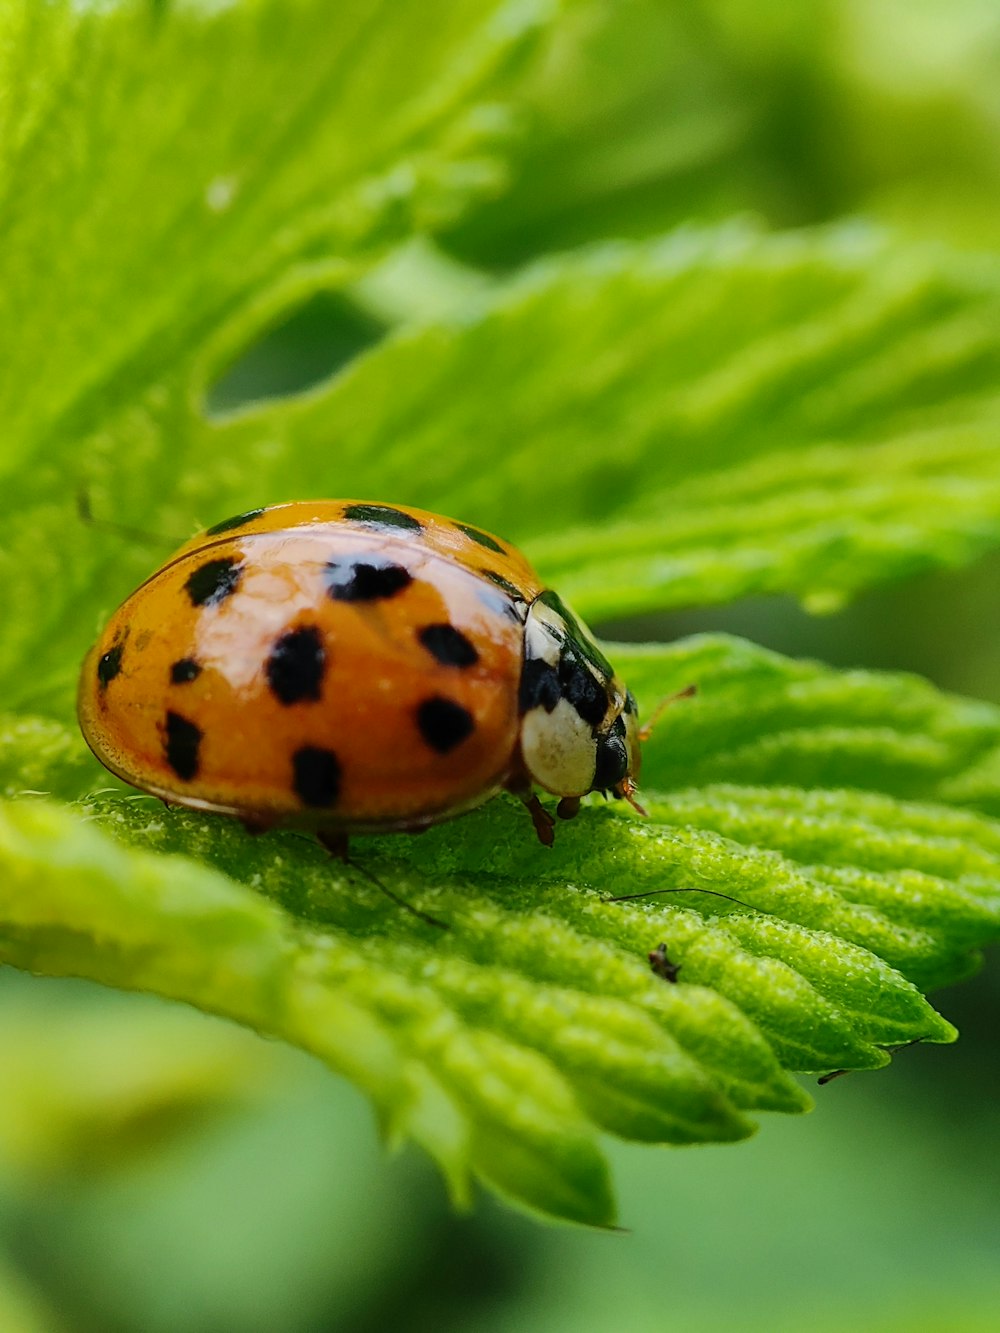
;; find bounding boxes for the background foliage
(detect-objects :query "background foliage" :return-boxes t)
[1,0,999,1327]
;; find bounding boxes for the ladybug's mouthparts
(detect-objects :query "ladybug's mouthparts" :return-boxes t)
[619,777,647,818]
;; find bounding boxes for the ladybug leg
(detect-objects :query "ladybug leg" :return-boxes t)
[518,792,556,847]
[241,816,272,837]
[316,829,350,862]
[556,796,581,822]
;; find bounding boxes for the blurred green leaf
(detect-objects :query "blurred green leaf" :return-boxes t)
[444,0,798,263]
[0,996,284,1182]
[176,225,1000,623]
[0,1257,59,1333]
[445,0,1000,263]
[0,0,552,481]
[0,976,449,1333]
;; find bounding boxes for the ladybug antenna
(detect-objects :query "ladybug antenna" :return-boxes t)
[638,683,697,742]
[618,776,648,818]
[77,488,186,548]
[348,856,449,931]
[605,886,768,912]
[316,830,447,930]
[817,1036,929,1086]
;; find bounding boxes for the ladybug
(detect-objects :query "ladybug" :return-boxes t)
[78,501,645,852]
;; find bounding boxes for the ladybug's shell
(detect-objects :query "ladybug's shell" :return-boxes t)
[79,502,543,831]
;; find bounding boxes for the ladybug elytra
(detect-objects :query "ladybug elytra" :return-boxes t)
[79,501,644,850]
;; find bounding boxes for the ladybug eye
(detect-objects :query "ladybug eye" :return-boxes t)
[593,717,629,792]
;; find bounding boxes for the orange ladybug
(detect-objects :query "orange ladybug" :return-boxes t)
[78,501,644,851]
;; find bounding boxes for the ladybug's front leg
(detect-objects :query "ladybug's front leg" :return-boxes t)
[512,790,556,847]
[317,829,350,862]
[556,796,581,822]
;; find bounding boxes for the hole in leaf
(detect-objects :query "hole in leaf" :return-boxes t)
[204,292,388,417]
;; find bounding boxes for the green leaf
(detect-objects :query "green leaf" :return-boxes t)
[12,224,1000,709]
[444,0,781,264]
[0,799,616,1225]
[616,634,1000,814]
[0,1255,57,1333]
[0,0,555,472]
[445,0,1000,262]
[299,226,1000,623]
[5,636,1000,1223]
[0,990,284,1180]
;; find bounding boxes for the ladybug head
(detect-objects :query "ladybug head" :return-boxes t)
[517,591,642,811]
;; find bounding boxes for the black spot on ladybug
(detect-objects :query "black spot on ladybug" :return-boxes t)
[164,711,202,781]
[481,568,524,600]
[519,658,561,714]
[418,623,479,668]
[185,557,243,607]
[416,697,475,753]
[292,745,341,807]
[343,503,422,532]
[266,626,326,704]
[325,555,413,602]
[560,659,606,726]
[97,642,124,688]
[456,523,506,554]
[204,508,266,536]
[593,716,628,791]
[170,657,201,684]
